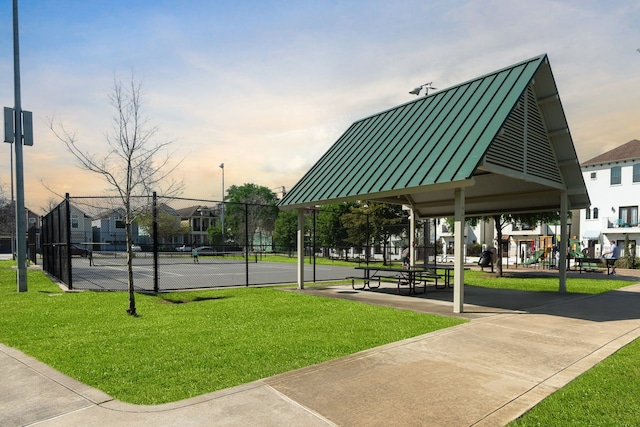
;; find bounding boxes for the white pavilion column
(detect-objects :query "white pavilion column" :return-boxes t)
[409,208,416,267]
[453,187,466,313]
[559,192,568,293]
[297,208,305,290]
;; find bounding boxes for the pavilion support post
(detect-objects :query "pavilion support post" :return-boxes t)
[453,188,466,313]
[297,208,305,290]
[559,192,568,293]
[409,209,416,268]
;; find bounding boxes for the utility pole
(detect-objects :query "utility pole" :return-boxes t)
[12,0,28,291]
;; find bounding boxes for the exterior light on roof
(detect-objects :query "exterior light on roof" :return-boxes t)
[409,82,437,96]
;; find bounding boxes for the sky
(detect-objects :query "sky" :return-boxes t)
[0,0,639,212]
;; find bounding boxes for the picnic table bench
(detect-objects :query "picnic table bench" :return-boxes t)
[575,257,616,275]
[348,266,445,294]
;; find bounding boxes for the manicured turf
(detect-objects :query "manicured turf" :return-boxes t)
[3,259,639,420]
[510,337,640,426]
[464,268,634,294]
[0,261,464,405]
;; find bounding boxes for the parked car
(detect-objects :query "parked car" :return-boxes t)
[176,245,192,252]
[70,245,90,257]
[131,245,142,252]
[195,246,216,255]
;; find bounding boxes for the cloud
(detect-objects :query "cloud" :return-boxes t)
[1,0,638,210]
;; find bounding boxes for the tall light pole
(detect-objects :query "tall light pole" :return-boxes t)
[12,0,27,292]
[219,163,225,254]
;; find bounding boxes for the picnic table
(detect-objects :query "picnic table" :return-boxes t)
[349,266,444,295]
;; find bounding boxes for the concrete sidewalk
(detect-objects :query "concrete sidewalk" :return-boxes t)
[3,279,640,426]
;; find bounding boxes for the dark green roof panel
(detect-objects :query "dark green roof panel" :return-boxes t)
[279,55,548,208]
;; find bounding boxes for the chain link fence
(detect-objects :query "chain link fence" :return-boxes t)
[42,193,362,291]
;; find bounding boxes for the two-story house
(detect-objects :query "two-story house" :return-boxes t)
[580,139,640,258]
[92,207,139,251]
[0,203,42,254]
[175,205,220,247]
[70,204,93,245]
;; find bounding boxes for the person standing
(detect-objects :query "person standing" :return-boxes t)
[401,247,410,269]
[603,241,619,275]
[192,246,199,264]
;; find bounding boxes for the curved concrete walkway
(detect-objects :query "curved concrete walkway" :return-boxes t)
[3,271,640,426]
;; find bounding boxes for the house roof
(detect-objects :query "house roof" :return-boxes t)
[581,139,640,167]
[278,54,589,217]
[175,205,217,218]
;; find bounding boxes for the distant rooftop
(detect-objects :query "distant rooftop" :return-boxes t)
[581,139,640,166]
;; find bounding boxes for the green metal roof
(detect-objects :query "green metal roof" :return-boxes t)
[279,54,589,217]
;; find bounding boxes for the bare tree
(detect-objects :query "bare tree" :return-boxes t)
[40,197,60,215]
[50,75,181,316]
[0,180,14,238]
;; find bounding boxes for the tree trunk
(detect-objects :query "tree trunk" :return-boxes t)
[125,214,137,316]
[493,214,504,277]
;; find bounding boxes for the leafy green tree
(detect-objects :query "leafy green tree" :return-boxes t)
[316,203,356,258]
[224,183,279,249]
[206,225,223,246]
[341,201,408,264]
[272,209,302,255]
[490,212,563,277]
[136,208,187,243]
[623,234,636,269]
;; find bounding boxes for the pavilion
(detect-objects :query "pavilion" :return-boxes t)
[277,54,589,313]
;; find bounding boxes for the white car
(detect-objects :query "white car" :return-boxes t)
[131,245,142,252]
[176,245,192,252]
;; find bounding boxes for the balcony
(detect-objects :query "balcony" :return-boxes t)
[607,217,639,229]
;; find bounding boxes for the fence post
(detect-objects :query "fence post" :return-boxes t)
[245,203,249,286]
[65,193,72,290]
[153,191,159,293]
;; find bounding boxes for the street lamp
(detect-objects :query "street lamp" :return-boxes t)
[219,163,225,255]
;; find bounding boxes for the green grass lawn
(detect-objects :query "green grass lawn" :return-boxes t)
[3,259,640,421]
[510,337,640,426]
[463,268,640,425]
[0,260,464,405]
[464,268,634,294]
[254,253,398,268]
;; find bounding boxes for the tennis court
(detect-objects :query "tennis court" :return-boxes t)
[71,253,355,291]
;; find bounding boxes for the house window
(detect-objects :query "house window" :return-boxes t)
[610,166,621,185]
[71,214,79,229]
[634,164,640,183]
[593,207,599,219]
[590,172,596,180]
[619,206,638,227]
[585,209,591,220]
[115,217,125,229]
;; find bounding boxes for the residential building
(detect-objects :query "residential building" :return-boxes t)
[0,203,41,254]
[92,207,139,251]
[69,204,93,245]
[175,205,220,247]
[580,139,640,258]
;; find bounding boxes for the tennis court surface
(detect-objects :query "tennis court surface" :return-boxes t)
[71,254,355,291]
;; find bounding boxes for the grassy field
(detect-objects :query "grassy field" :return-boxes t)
[2,259,640,422]
[463,268,630,294]
[510,337,640,426]
[0,260,464,405]
[463,268,640,425]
